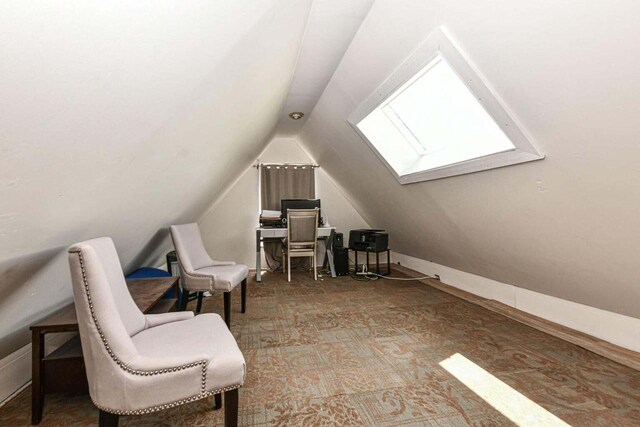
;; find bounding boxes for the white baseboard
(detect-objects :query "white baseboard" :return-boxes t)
[0,333,74,407]
[392,252,640,353]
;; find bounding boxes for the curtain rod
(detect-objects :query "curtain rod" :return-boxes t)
[253,162,319,168]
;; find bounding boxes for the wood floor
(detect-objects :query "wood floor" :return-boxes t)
[1,269,640,426]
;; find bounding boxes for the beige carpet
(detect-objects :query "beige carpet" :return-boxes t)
[2,269,640,426]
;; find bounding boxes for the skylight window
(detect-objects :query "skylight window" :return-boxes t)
[349,27,543,184]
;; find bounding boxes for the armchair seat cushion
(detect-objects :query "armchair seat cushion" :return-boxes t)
[131,313,245,393]
[196,264,249,292]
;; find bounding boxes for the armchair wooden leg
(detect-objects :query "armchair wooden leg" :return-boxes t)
[224,388,239,427]
[224,292,231,328]
[98,410,119,427]
[214,393,222,410]
[241,279,247,314]
[196,291,204,313]
[181,290,190,311]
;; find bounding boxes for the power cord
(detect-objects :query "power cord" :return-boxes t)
[325,252,434,282]
[354,262,435,281]
[350,272,375,281]
[361,272,434,281]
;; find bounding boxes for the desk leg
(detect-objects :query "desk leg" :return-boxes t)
[322,237,329,271]
[329,231,336,278]
[31,330,44,425]
[327,249,336,278]
[322,233,337,278]
[256,230,262,282]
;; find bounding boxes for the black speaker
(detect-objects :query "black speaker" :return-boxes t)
[333,232,344,248]
[334,247,349,276]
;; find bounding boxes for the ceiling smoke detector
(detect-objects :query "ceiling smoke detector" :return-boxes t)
[289,112,304,120]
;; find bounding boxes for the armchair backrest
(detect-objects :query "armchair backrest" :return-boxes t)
[68,237,142,405]
[170,223,212,273]
[287,209,319,246]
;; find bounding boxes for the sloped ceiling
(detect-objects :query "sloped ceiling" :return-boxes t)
[3,0,639,362]
[275,0,375,135]
[299,0,640,318]
[0,0,313,358]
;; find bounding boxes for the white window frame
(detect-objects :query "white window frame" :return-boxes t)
[347,27,544,184]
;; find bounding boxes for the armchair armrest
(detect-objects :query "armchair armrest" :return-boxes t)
[181,269,214,291]
[127,352,209,372]
[144,311,194,329]
[209,260,236,266]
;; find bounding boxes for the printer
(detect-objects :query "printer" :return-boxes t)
[348,229,389,251]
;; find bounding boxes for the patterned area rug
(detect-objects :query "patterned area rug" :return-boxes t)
[1,269,640,426]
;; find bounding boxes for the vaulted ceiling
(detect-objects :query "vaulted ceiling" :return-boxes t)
[2,0,640,361]
[0,0,317,358]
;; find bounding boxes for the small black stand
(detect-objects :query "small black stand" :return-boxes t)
[353,248,391,276]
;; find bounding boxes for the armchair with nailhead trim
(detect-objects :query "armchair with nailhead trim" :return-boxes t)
[68,237,245,427]
[169,223,249,328]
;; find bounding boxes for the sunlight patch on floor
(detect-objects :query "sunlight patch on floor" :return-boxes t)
[439,353,569,426]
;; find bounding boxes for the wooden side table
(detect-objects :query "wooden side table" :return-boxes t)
[30,277,179,425]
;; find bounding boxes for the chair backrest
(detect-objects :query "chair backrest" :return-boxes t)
[287,209,319,246]
[170,223,211,272]
[68,237,142,405]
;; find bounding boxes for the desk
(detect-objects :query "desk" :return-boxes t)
[30,277,179,425]
[255,226,336,281]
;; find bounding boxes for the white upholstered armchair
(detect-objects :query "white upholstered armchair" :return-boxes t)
[68,237,245,427]
[170,223,248,328]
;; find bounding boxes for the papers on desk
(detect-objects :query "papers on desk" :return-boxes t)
[260,210,282,227]
[261,209,281,219]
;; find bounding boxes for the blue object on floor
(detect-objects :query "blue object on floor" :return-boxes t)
[126,267,178,299]
[126,267,171,279]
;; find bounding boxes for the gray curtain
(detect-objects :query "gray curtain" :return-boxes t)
[260,166,315,210]
[260,165,315,271]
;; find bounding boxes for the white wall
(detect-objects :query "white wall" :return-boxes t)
[0,0,313,360]
[198,137,370,267]
[300,0,640,319]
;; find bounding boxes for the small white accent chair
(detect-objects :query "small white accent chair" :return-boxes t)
[68,237,245,427]
[282,208,319,282]
[170,223,248,328]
